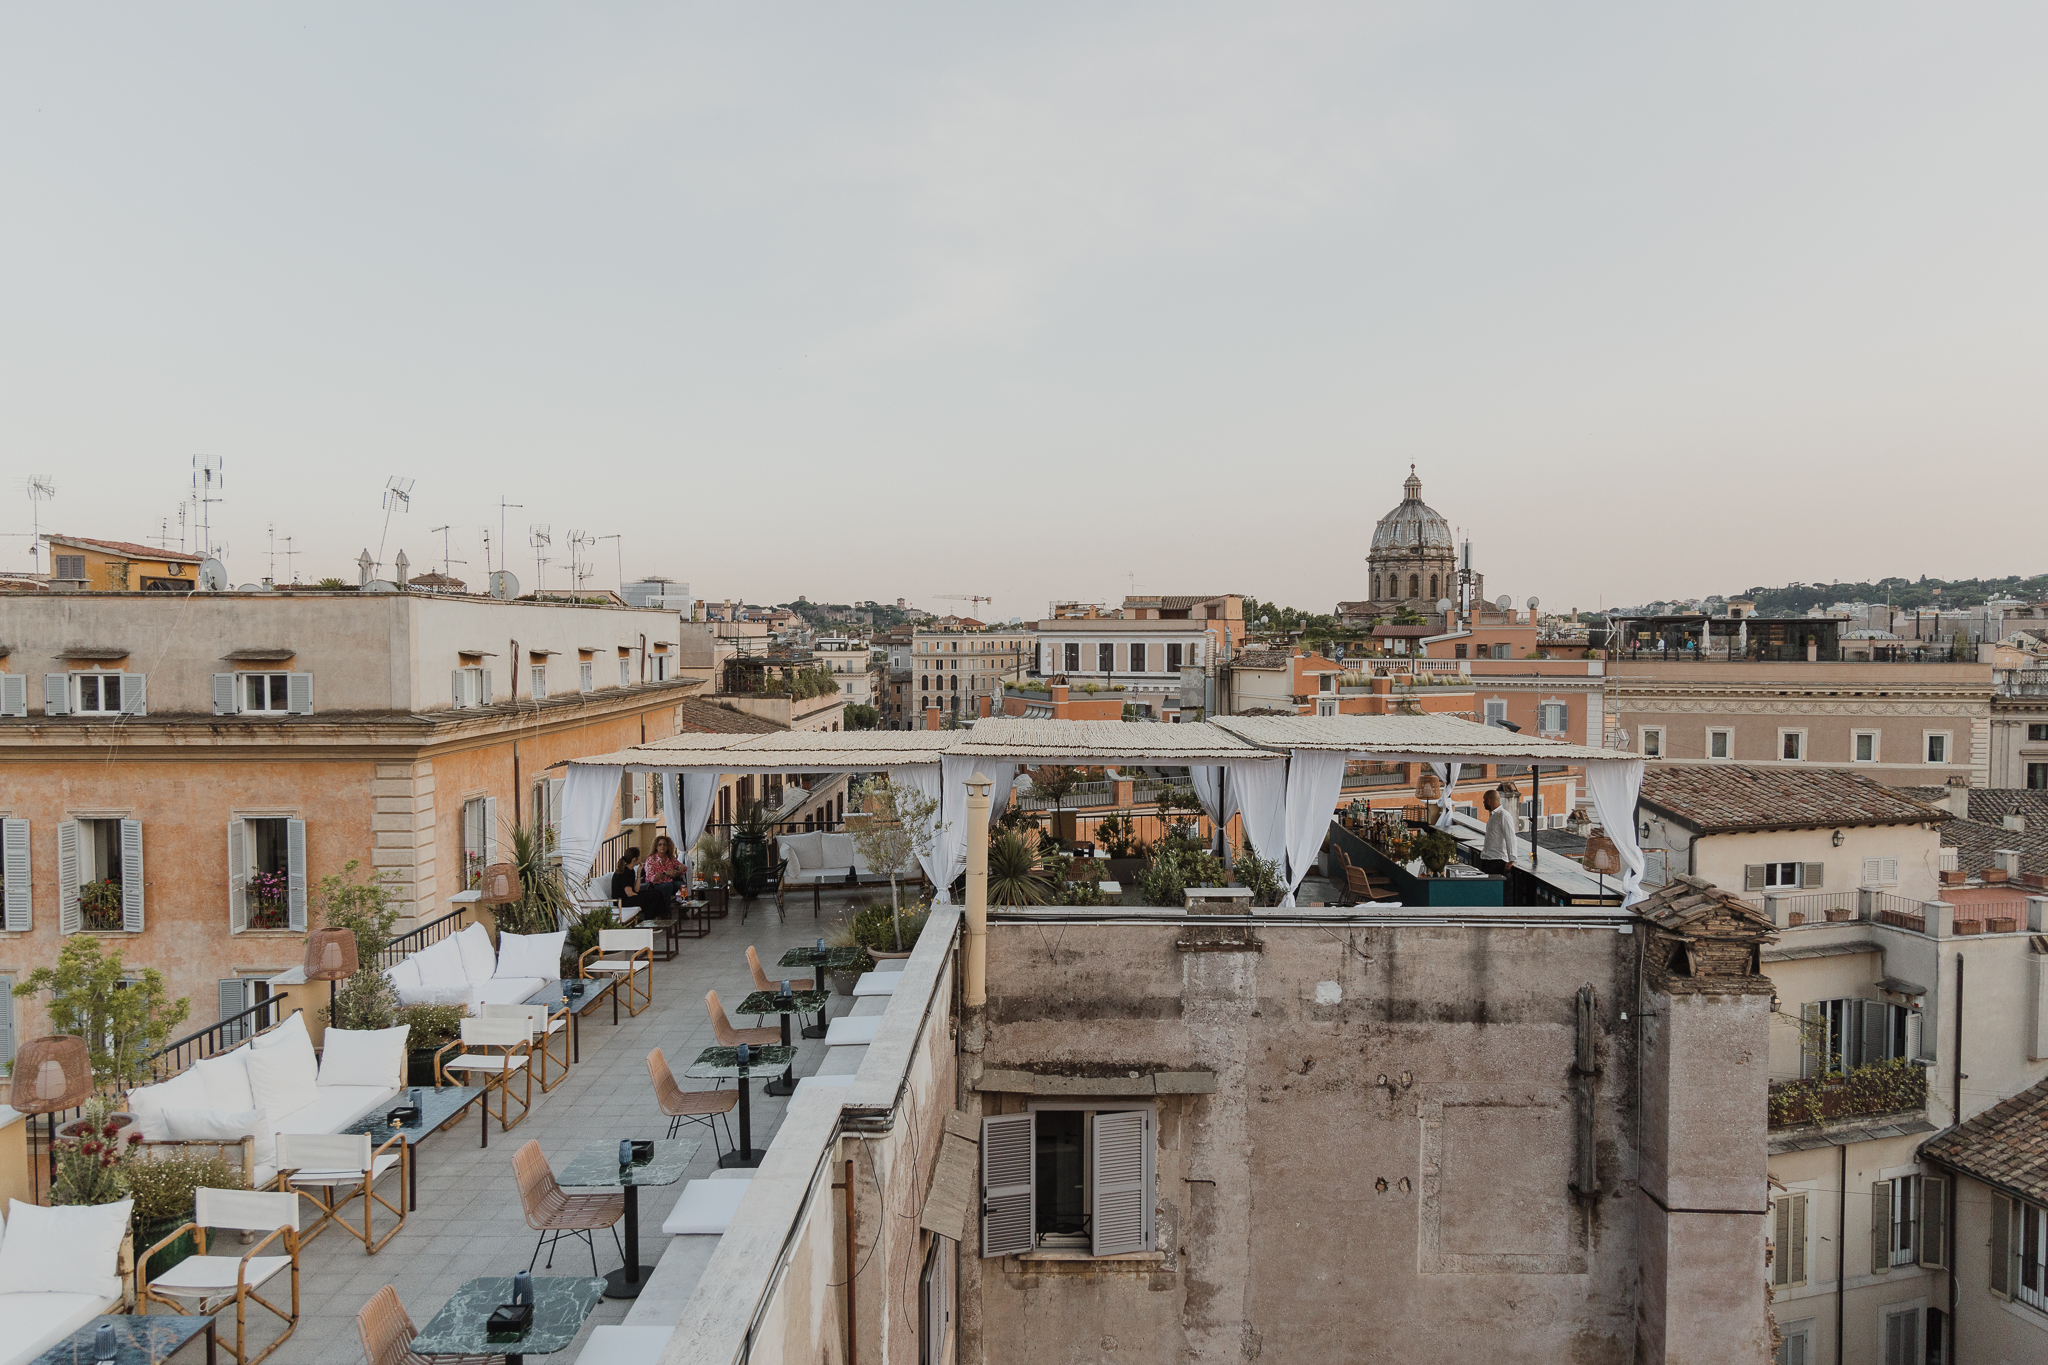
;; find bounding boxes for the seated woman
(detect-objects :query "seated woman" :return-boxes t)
[609,849,660,917]
[641,835,688,913]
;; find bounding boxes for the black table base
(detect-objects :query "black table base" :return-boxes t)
[601,1188,644,1300]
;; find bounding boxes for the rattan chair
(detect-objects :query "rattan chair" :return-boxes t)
[646,1048,737,1157]
[580,928,655,1017]
[481,1001,570,1093]
[139,1187,301,1365]
[437,1016,535,1135]
[357,1284,503,1365]
[277,1132,406,1254]
[747,944,817,994]
[705,989,780,1048]
[512,1139,625,1276]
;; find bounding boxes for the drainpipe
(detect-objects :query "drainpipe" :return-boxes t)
[1949,953,1964,1365]
[1835,1141,1846,1365]
[963,773,991,1008]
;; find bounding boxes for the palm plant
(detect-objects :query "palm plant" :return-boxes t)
[987,829,1051,906]
[497,823,571,935]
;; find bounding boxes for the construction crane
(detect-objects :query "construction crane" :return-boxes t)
[934,594,993,612]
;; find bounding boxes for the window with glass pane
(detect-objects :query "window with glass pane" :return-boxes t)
[1782,732,1803,760]
[1097,643,1114,673]
[1926,735,1945,763]
[1710,730,1731,758]
[1063,644,1080,672]
[243,673,289,712]
[1854,733,1875,762]
[76,673,122,713]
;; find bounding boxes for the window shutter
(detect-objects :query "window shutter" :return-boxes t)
[1745,865,1766,892]
[580,662,593,694]
[2,819,29,932]
[1917,1175,1946,1269]
[1800,1002,1823,1079]
[452,669,466,709]
[220,979,249,1045]
[1990,1194,2012,1297]
[121,819,145,931]
[227,819,249,933]
[44,674,70,716]
[484,797,500,864]
[1783,1326,1807,1365]
[1905,1009,1923,1063]
[1772,1199,1792,1286]
[1857,1000,1888,1070]
[1801,862,1824,889]
[58,820,81,934]
[1091,1109,1151,1256]
[0,974,13,1068]
[1862,857,1880,885]
[121,673,147,716]
[287,818,308,931]
[1872,1182,1893,1274]
[620,659,631,688]
[287,673,314,715]
[1880,858,1897,884]
[213,673,239,716]
[979,1114,1035,1257]
[480,669,494,704]
[1787,1192,1807,1284]
[0,673,26,718]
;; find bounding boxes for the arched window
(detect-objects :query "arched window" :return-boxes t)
[1430,574,1439,600]
[950,675,958,691]
[1409,574,1420,598]
[920,675,928,691]
[1371,574,1381,600]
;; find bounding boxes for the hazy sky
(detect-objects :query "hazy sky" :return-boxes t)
[4,5,2044,618]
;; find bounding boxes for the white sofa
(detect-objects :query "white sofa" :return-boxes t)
[0,1197,134,1365]
[386,922,562,1014]
[126,1012,403,1189]
[777,832,879,886]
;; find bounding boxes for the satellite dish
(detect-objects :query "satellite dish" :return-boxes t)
[1495,594,1512,613]
[362,579,399,594]
[1526,596,1540,611]
[489,570,520,601]
[198,558,228,592]
[236,583,262,592]
[1435,598,1454,613]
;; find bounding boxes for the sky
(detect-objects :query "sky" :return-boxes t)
[4,4,2045,619]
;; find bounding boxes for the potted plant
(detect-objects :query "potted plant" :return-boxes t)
[313,860,403,1030]
[126,1149,242,1280]
[844,777,940,951]
[1414,827,1458,879]
[49,1098,141,1209]
[988,830,1052,907]
[249,870,292,930]
[851,902,928,962]
[394,1003,467,1085]
[564,903,618,976]
[729,799,775,902]
[79,878,123,930]
[822,921,871,994]
[1824,907,1852,922]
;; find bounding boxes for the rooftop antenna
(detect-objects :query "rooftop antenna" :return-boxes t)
[428,525,467,592]
[280,536,300,585]
[595,534,622,591]
[567,529,597,597]
[265,523,277,586]
[497,498,523,574]
[529,523,551,597]
[191,456,224,561]
[376,476,414,575]
[25,476,55,572]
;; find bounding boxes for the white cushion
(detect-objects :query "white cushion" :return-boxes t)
[851,973,898,997]
[0,1290,118,1365]
[472,978,547,1007]
[250,1012,318,1070]
[824,1016,882,1046]
[319,1025,410,1088]
[245,1040,322,1123]
[496,930,566,980]
[271,1085,396,1137]
[191,1051,256,1114]
[660,1178,752,1235]
[454,922,499,984]
[576,1325,674,1365]
[819,833,858,871]
[162,1106,277,1175]
[780,832,823,871]
[418,983,482,1011]
[0,1198,132,1300]
[413,937,468,992]
[386,958,424,1000]
[148,1252,293,1296]
[794,1074,856,1094]
[129,1066,211,1141]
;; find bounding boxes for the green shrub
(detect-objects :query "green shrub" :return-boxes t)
[126,1151,244,1224]
[988,830,1051,906]
[850,902,930,954]
[1236,847,1283,907]
[393,1002,466,1053]
[564,905,617,971]
[1137,839,1226,907]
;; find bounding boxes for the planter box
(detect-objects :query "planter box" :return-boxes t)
[1957,921,1983,935]
[1330,823,1502,908]
[1824,908,1852,922]
[1990,917,2018,934]
[138,1215,197,1282]
[1786,912,1805,926]
[407,1051,445,1088]
[1941,871,1966,886]
[1985,869,2010,884]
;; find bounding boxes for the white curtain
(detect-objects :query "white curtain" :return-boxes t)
[1228,759,1288,875]
[1430,762,1462,829]
[1189,766,1226,825]
[1583,758,1649,907]
[558,764,623,898]
[663,771,725,880]
[1280,749,1350,907]
[886,764,947,901]
[937,756,1016,903]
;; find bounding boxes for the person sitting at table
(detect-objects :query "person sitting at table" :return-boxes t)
[609,849,659,916]
[641,835,688,912]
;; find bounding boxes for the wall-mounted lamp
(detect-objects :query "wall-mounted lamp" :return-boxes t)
[1831,830,1846,847]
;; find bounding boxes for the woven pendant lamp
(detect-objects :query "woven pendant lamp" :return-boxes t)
[304,927,359,1018]
[14,1035,93,1202]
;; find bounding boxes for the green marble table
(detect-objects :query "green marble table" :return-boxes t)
[685,1045,797,1168]
[737,989,831,1086]
[33,1316,213,1365]
[523,977,618,1061]
[778,945,866,972]
[558,1137,702,1300]
[410,1276,605,1365]
[340,1085,484,1208]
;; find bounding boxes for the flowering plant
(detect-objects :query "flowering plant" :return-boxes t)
[80,878,123,923]
[250,870,289,905]
[249,869,291,927]
[51,1097,142,1206]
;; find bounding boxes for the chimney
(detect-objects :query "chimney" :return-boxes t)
[1995,849,2023,879]
[977,694,992,720]
[1050,682,1070,719]
[924,703,942,731]
[2003,804,2026,833]
[1944,776,1971,820]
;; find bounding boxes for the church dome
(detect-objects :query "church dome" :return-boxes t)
[1370,468,1453,552]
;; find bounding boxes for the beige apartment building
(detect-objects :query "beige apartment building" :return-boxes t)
[913,626,1030,723]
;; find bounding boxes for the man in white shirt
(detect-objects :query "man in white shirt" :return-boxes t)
[1481,788,1517,880]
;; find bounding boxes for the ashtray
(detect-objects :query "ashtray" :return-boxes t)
[485,1303,532,1335]
[385,1105,422,1127]
[629,1139,654,1163]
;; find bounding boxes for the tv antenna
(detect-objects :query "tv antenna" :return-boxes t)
[376,476,414,575]
[497,498,523,574]
[594,534,622,590]
[529,524,551,597]
[567,529,597,596]
[190,456,224,562]
[428,525,467,592]
[279,535,300,585]
[24,476,55,572]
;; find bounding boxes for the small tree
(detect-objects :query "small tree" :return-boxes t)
[844,703,881,731]
[14,937,191,1089]
[312,860,403,1030]
[845,777,940,949]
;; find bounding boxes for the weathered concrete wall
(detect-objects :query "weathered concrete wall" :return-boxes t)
[962,918,1730,1365]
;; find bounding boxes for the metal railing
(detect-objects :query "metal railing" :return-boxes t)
[1766,890,1860,921]
[377,904,471,969]
[1869,892,1928,933]
[142,994,285,1083]
[1952,898,2029,927]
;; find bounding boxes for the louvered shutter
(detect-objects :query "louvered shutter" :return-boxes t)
[2,819,29,932]
[1771,1200,1791,1286]
[121,674,147,716]
[1745,865,1766,892]
[1801,862,1824,889]
[979,1113,1034,1257]
[121,819,144,930]
[1873,1182,1893,1273]
[0,975,13,1068]
[1882,858,1897,884]
[1905,1009,1923,1064]
[484,797,500,864]
[1918,1175,1946,1269]
[287,673,314,715]
[213,674,239,715]
[1857,1000,1888,1070]
[227,819,249,933]
[1990,1195,2012,1297]
[45,674,70,716]
[1787,1192,1806,1285]
[1782,1325,1807,1365]
[58,820,81,933]
[1800,1002,1823,1079]
[452,669,466,709]
[580,662,593,694]
[1091,1109,1151,1256]
[620,659,631,688]
[0,673,26,718]
[220,980,249,1045]
[480,669,494,704]
[287,818,308,930]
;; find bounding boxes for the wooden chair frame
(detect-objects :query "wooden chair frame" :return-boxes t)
[580,929,654,1017]
[481,1001,570,1093]
[437,1018,535,1135]
[278,1132,408,1254]
[138,1189,301,1365]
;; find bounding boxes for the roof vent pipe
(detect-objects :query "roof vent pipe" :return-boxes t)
[963,772,992,1009]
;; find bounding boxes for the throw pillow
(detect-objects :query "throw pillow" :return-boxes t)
[0,1197,134,1300]
[453,922,498,984]
[413,937,468,992]
[128,1066,211,1141]
[162,1106,277,1174]
[422,983,480,1010]
[244,1038,323,1121]
[495,930,566,980]
[192,1052,256,1114]
[387,959,425,1003]
[317,1024,411,1088]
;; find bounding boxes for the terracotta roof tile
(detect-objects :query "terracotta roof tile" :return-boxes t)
[1921,1071,2048,1203]
[1639,764,1950,835]
[47,533,206,563]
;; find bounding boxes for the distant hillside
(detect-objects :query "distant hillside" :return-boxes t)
[1734,574,2048,617]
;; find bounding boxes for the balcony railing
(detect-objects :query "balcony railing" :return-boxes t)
[377,904,472,970]
[142,994,286,1083]
[1769,1058,1928,1131]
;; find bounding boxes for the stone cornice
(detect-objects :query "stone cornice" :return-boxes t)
[1615,696,1989,718]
